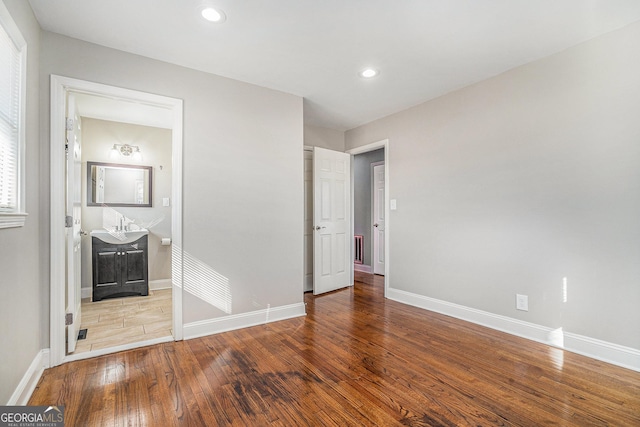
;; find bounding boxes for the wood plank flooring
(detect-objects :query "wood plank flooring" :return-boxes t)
[30,273,640,426]
[74,289,173,353]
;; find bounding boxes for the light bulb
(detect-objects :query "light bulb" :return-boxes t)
[201,7,225,23]
[360,68,379,78]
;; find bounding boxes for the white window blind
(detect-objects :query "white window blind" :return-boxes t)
[0,4,26,228]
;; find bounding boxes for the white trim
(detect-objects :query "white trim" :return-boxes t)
[7,349,50,405]
[183,303,306,340]
[81,280,172,300]
[354,263,372,273]
[387,287,640,372]
[347,139,390,297]
[0,212,28,229]
[0,3,27,223]
[150,279,173,290]
[50,75,184,367]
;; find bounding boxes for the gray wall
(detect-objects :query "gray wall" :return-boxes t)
[304,124,345,151]
[39,32,304,325]
[354,149,384,267]
[80,118,173,290]
[0,0,41,404]
[346,21,640,349]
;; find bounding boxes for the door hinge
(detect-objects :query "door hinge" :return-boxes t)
[65,313,73,326]
[65,215,73,228]
[65,117,74,131]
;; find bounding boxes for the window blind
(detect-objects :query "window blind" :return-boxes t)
[0,18,21,212]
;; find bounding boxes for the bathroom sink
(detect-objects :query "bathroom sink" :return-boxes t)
[90,229,149,245]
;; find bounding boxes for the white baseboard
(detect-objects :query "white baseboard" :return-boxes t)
[184,302,306,340]
[8,349,50,405]
[354,263,372,273]
[80,280,171,300]
[387,287,640,372]
[149,279,172,290]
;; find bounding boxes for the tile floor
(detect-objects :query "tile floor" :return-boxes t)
[72,288,172,354]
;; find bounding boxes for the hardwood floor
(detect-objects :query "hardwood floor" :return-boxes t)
[30,274,640,426]
[74,289,173,353]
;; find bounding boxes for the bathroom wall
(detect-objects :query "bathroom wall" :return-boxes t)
[80,118,173,294]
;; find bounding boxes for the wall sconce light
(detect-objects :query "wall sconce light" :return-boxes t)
[109,143,142,161]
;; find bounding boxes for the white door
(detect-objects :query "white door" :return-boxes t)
[65,94,82,353]
[372,163,385,275]
[313,147,351,295]
[303,150,313,292]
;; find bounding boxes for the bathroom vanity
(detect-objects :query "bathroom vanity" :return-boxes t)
[91,229,149,301]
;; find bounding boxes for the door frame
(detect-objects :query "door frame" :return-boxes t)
[49,75,184,367]
[347,139,389,295]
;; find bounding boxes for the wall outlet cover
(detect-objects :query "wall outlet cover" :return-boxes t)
[516,294,529,311]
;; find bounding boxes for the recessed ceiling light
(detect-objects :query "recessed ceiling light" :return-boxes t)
[359,68,379,78]
[201,7,226,23]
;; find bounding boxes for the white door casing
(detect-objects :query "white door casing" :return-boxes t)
[65,94,82,353]
[372,163,385,275]
[346,139,389,296]
[50,75,184,367]
[313,147,352,295]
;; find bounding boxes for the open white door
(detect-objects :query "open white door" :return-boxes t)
[313,147,351,295]
[65,93,82,353]
[303,150,313,292]
[372,163,385,275]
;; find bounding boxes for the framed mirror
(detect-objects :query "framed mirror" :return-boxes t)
[87,161,153,207]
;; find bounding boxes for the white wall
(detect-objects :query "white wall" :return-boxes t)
[0,0,41,404]
[346,22,640,350]
[39,33,304,327]
[80,118,173,291]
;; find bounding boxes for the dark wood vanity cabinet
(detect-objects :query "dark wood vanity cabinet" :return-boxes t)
[92,235,149,301]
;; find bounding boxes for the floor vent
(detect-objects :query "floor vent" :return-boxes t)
[78,329,88,340]
[354,235,364,264]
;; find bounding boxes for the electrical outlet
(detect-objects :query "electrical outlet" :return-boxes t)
[516,294,529,311]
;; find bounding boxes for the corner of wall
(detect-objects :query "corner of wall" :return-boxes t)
[387,287,640,372]
[7,349,50,405]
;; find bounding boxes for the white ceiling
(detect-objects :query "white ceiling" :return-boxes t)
[29,0,640,131]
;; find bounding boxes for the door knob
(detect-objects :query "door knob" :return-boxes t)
[373,223,379,227]
[314,226,326,230]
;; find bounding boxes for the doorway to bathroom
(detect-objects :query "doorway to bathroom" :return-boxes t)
[50,76,184,367]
